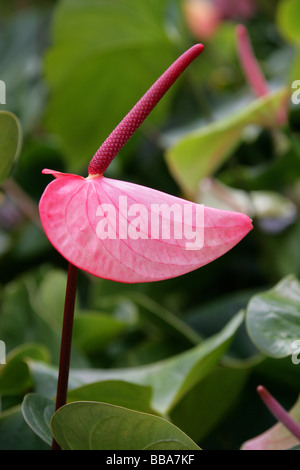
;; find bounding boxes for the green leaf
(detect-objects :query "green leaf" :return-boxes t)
[22,393,55,447]
[73,312,129,355]
[241,395,300,450]
[28,360,84,399]
[44,0,180,170]
[170,365,250,442]
[0,111,22,184]
[36,269,131,353]
[165,88,289,198]
[35,269,129,357]
[127,292,202,346]
[36,269,69,330]
[277,0,300,44]
[246,275,300,358]
[76,312,244,415]
[51,401,201,450]
[0,274,88,368]
[67,380,155,414]
[0,343,50,395]
[0,405,49,450]
[31,312,243,415]
[291,47,300,84]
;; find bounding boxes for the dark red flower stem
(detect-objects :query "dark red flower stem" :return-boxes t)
[257,385,300,441]
[52,262,78,450]
[88,44,204,176]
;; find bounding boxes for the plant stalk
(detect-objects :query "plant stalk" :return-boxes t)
[52,262,78,450]
[257,385,300,441]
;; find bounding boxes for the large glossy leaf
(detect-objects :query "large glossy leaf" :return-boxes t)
[67,381,155,414]
[246,275,300,358]
[170,364,250,442]
[44,0,180,170]
[51,401,200,450]
[165,88,289,198]
[29,312,243,415]
[0,111,22,184]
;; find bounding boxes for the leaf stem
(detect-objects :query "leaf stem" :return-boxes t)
[52,262,78,450]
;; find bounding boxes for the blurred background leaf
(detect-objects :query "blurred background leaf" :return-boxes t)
[0,111,22,184]
[43,0,187,172]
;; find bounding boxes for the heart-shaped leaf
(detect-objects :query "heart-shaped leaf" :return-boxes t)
[51,401,201,450]
[22,393,55,447]
[246,275,300,358]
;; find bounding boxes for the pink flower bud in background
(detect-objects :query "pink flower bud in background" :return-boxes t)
[183,0,221,40]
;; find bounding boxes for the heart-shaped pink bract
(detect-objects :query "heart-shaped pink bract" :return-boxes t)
[39,44,252,283]
[39,169,252,283]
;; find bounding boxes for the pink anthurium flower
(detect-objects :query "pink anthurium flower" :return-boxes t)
[39,44,252,284]
[40,45,253,450]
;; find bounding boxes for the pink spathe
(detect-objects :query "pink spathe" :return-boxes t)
[39,169,252,283]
